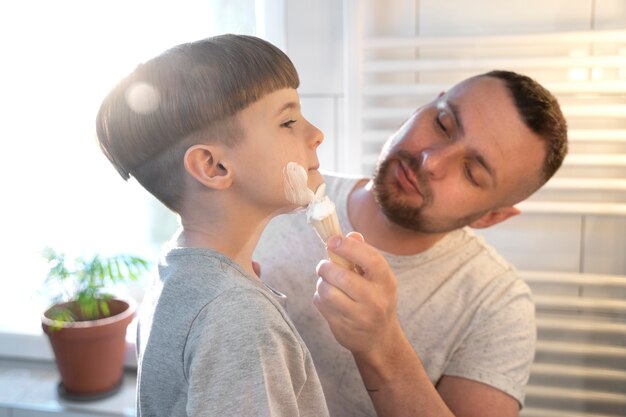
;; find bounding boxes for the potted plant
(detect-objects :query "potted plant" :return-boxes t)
[40,247,150,401]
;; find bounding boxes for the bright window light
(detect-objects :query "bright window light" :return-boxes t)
[0,0,255,335]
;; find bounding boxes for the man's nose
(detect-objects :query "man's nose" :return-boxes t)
[418,146,459,180]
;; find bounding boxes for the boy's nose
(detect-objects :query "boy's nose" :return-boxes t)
[308,123,324,148]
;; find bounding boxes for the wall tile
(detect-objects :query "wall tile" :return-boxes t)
[594,0,626,29]
[474,213,583,272]
[286,0,343,95]
[583,216,626,275]
[418,0,593,35]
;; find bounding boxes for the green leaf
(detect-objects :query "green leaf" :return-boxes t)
[41,248,151,322]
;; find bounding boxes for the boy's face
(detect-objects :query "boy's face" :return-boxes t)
[228,88,324,214]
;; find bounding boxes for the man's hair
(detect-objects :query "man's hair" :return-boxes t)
[483,70,568,191]
[96,34,299,211]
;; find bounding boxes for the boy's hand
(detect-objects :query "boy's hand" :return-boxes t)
[313,233,401,356]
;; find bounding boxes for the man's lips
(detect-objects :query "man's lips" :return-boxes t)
[395,160,422,195]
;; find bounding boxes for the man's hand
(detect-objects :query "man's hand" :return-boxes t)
[312,233,518,417]
[313,232,400,356]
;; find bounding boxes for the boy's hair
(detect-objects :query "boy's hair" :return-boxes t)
[482,70,568,192]
[96,34,300,211]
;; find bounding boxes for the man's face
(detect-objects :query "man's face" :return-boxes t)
[372,76,546,233]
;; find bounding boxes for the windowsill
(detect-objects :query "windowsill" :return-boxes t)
[0,321,138,416]
[0,319,138,369]
[0,357,136,417]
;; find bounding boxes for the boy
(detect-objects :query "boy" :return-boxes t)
[96,34,329,417]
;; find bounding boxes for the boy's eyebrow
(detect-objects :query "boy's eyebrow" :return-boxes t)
[275,101,300,116]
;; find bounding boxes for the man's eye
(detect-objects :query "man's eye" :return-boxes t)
[464,162,479,187]
[281,120,296,128]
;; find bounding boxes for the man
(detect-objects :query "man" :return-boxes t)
[255,70,568,417]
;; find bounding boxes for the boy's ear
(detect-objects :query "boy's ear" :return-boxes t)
[469,206,520,229]
[183,144,232,190]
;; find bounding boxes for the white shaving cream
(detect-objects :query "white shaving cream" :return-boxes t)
[283,162,316,206]
[306,183,335,221]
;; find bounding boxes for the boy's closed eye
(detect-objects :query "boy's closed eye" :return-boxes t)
[281,120,297,128]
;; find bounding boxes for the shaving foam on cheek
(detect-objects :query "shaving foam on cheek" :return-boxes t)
[283,162,316,206]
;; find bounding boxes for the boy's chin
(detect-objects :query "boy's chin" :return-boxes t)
[307,170,324,194]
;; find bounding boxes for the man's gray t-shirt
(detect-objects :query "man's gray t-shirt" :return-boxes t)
[255,172,536,416]
[136,247,329,417]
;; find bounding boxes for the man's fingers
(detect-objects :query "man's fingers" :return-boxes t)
[314,275,368,326]
[346,231,364,242]
[326,234,387,281]
[316,259,359,301]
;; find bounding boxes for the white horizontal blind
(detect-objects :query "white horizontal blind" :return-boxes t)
[521,271,626,417]
[344,1,626,414]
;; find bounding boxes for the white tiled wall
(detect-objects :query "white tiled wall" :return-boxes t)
[417,0,595,34]
[475,214,584,273]
[286,0,343,96]
[286,0,345,172]
[583,216,626,274]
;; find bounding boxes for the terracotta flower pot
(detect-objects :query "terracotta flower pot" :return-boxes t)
[42,298,136,400]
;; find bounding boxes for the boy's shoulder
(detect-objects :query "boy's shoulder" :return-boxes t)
[160,246,257,292]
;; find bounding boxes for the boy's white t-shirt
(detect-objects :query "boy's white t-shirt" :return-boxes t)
[255,172,536,417]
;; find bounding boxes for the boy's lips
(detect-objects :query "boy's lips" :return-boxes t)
[395,160,422,196]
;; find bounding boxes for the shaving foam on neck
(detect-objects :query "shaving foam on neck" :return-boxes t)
[284,162,316,206]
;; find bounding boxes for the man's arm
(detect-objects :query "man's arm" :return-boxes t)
[314,234,520,417]
[438,376,519,417]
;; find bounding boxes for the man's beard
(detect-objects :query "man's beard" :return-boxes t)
[372,150,478,233]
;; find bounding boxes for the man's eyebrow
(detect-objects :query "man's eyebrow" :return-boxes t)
[447,100,465,136]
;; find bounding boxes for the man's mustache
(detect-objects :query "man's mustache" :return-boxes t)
[394,150,432,200]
